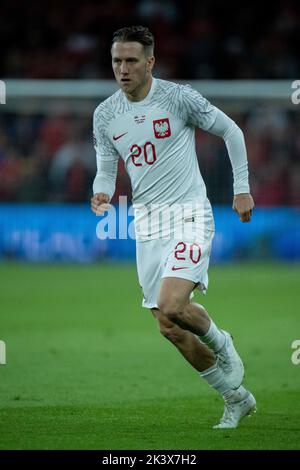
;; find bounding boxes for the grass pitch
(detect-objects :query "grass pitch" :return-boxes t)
[0,262,299,450]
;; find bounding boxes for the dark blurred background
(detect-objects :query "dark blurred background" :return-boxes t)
[1,0,299,80]
[0,0,299,262]
[0,0,300,206]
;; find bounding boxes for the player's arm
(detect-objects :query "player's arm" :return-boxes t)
[91,164,114,217]
[91,154,118,215]
[179,84,254,223]
[206,109,254,223]
[91,111,119,216]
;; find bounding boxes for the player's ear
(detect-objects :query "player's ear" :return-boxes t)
[147,56,155,72]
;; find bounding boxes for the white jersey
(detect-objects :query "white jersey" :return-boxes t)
[93,78,217,203]
[93,78,249,239]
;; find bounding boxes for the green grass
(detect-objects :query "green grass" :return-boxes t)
[0,262,300,450]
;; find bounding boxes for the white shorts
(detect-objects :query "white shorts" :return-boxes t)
[136,209,215,309]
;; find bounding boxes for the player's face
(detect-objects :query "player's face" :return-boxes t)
[111,41,154,99]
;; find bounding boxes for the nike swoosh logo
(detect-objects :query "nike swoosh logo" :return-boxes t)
[171,266,188,271]
[113,132,128,141]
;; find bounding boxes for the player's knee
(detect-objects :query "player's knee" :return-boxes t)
[156,299,184,323]
[159,323,184,344]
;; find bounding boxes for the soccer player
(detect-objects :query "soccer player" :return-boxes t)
[91,26,256,429]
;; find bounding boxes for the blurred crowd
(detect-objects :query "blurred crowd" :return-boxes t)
[1,0,299,207]
[0,107,299,206]
[1,0,299,80]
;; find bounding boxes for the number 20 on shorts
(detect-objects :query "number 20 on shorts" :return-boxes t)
[174,242,201,264]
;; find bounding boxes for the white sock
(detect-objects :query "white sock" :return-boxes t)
[199,320,225,352]
[200,364,247,402]
[200,362,231,395]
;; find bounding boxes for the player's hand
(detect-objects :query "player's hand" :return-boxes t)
[232,193,254,223]
[91,193,112,216]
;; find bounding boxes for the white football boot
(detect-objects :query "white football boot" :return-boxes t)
[217,330,245,390]
[213,391,257,429]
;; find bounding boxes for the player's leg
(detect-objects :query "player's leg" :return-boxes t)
[151,307,216,371]
[151,305,250,423]
[161,221,245,388]
[136,237,255,427]
[157,277,244,389]
[157,277,217,334]
[156,277,256,428]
